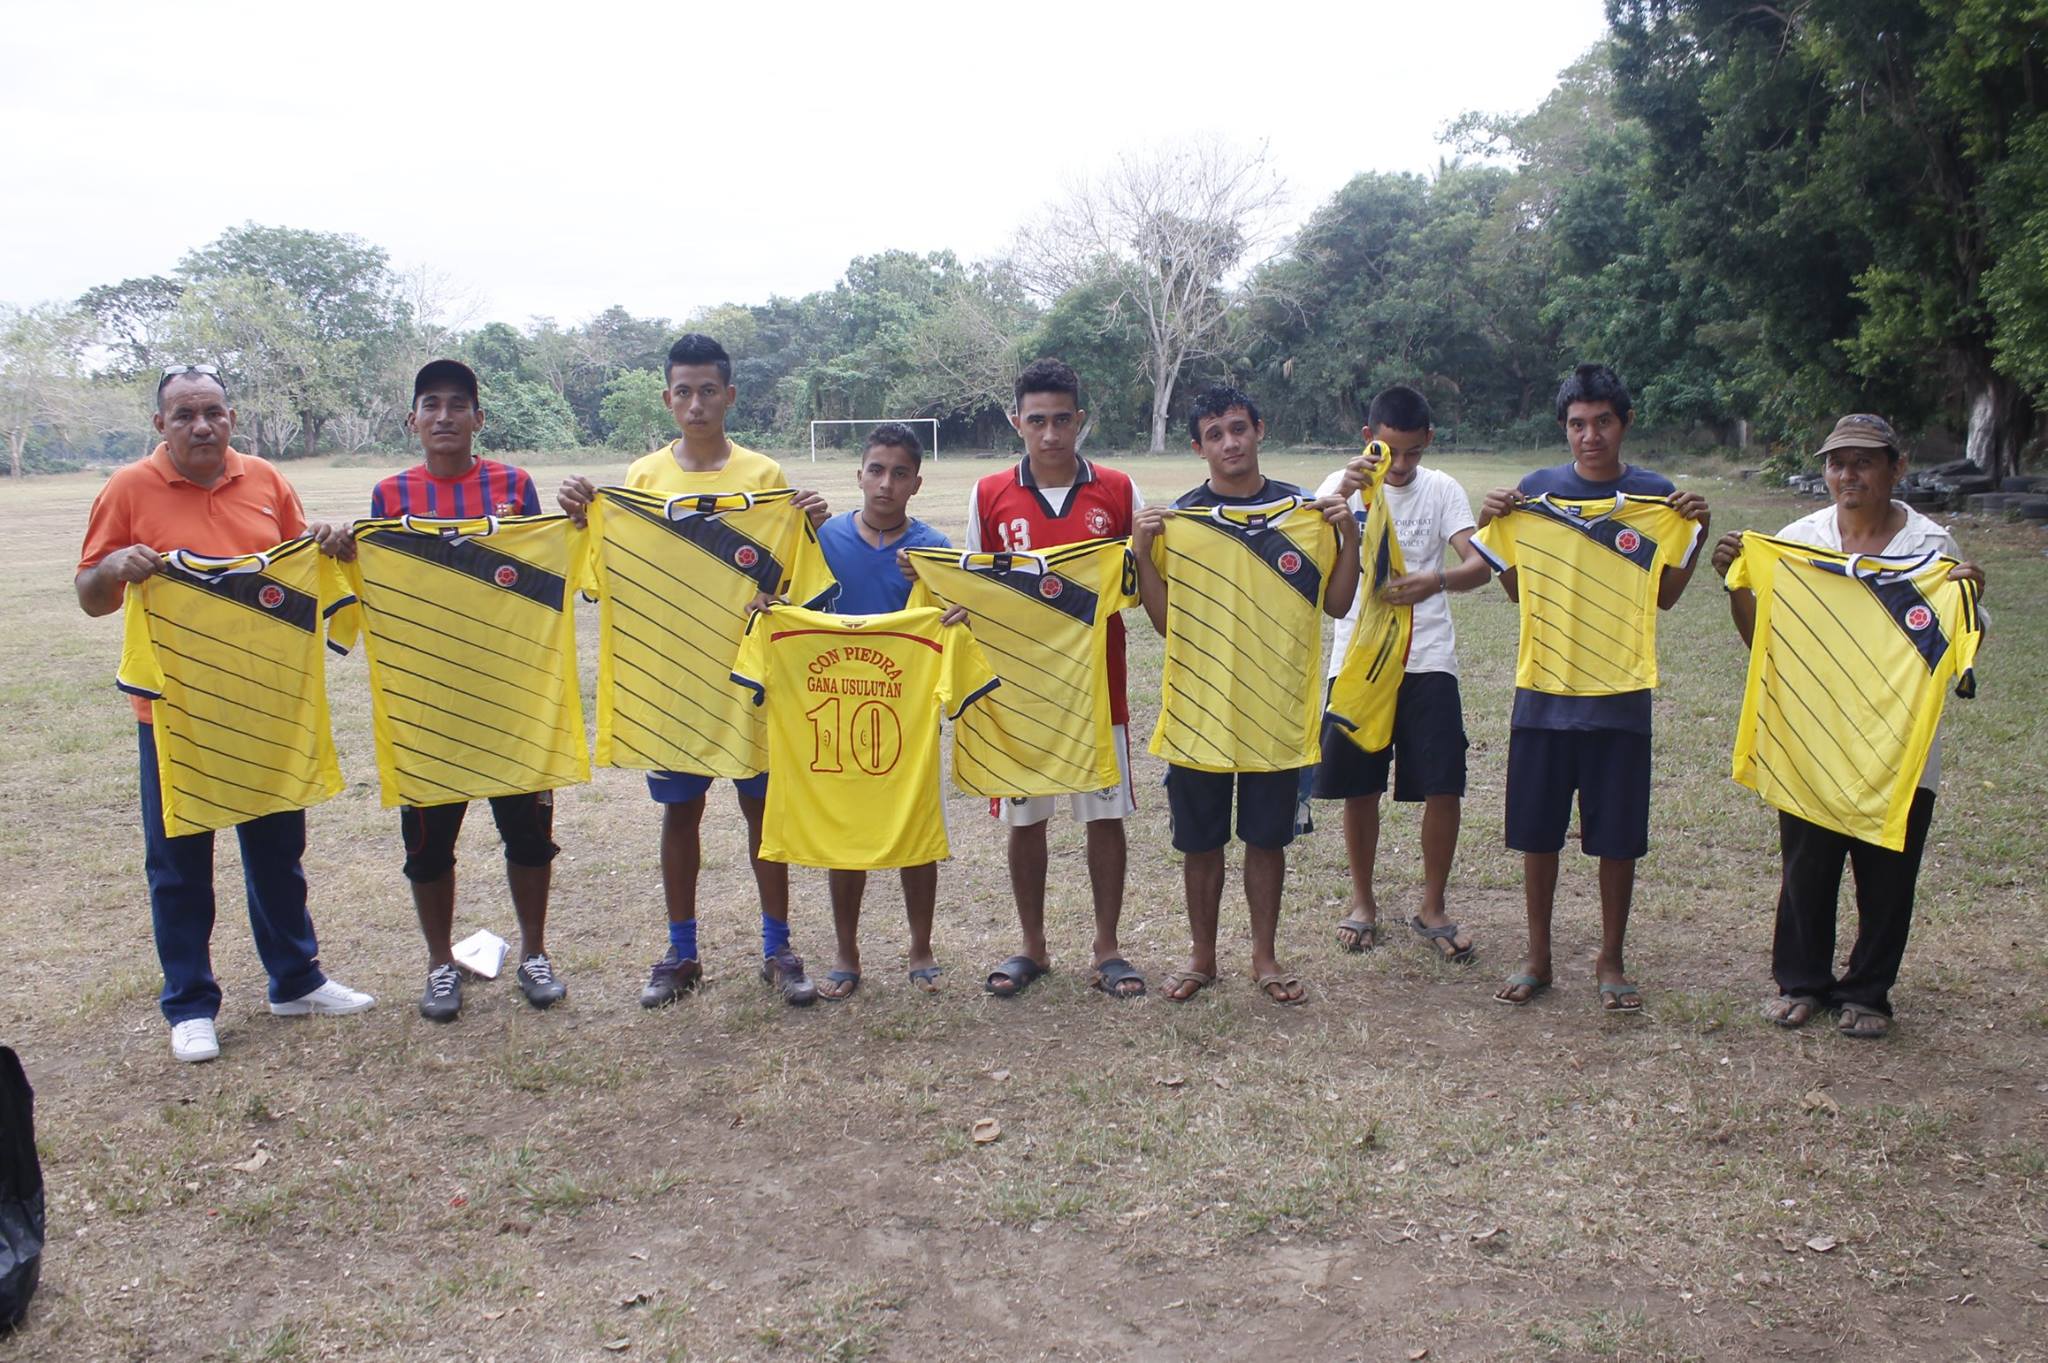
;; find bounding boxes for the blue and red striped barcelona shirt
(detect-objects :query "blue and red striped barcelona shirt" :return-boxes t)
[369,458,542,519]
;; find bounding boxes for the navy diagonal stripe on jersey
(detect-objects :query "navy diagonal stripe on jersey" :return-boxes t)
[358,526,567,611]
[1166,557,1319,673]
[608,494,786,595]
[150,630,316,701]
[1759,643,1892,801]
[1858,569,1950,673]
[1521,499,1661,571]
[1177,512,1324,605]
[161,566,319,635]
[963,556,1102,626]
[1514,537,1644,616]
[1161,592,1305,730]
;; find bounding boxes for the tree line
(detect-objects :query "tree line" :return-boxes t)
[5,1,2043,478]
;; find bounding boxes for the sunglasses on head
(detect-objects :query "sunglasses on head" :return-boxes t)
[157,364,224,394]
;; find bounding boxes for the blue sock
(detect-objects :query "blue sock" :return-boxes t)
[762,913,790,960]
[668,919,697,961]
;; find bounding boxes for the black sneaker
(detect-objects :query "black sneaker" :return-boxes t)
[419,963,461,1022]
[516,953,567,1009]
[639,948,702,1009]
[761,946,818,1007]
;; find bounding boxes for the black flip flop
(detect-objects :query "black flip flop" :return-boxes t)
[984,954,1049,998]
[1409,915,1476,964]
[1334,916,1380,952]
[1090,956,1146,999]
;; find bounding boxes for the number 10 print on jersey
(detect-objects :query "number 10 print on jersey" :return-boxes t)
[731,605,999,870]
[331,514,591,808]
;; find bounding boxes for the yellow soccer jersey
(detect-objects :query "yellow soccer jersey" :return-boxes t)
[730,604,1000,870]
[905,538,1136,797]
[117,537,348,836]
[1325,451,1411,753]
[331,514,590,808]
[1149,495,1340,773]
[1472,493,1701,696]
[584,486,839,777]
[1727,532,1982,850]
[625,441,785,496]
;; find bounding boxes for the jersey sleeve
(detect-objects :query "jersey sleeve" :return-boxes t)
[325,558,366,655]
[936,622,1001,721]
[368,478,389,519]
[317,553,358,656]
[1725,532,1761,594]
[785,519,842,610]
[115,584,165,700]
[1107,545,1140,612]
[518,471,542,516]
[964,487,984,552]
[1471,514,1516,573]
[1661,506,1704,570]
[730,608,771,706]
[563,518,593,598]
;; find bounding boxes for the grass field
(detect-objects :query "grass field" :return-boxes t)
[1,444,2044,1362]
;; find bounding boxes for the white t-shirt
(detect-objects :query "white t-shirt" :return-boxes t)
[1317,464,1476,677]
[1772,499,1966,792]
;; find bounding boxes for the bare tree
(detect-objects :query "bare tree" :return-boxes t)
[1012,139,1288,452]
[0,304,96,477]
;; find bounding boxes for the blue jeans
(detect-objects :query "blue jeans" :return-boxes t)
[137,724,326,1023]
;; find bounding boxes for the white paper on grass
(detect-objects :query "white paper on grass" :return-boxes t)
[452,929,510,979]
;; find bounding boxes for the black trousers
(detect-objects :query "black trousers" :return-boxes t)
[1772,788,1936,1016]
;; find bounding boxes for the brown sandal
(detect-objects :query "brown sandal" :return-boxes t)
[1163,970,1215,1002]
[1255,971,1306,1005]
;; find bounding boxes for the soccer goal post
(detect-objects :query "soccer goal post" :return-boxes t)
[808,418,940,463]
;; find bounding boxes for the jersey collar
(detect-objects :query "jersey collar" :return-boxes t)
[1017,455,1094,490]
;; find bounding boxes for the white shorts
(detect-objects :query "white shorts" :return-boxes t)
[989,724,1139,826]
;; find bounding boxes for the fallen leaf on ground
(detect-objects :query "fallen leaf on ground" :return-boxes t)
[481,1309,504,1321]
[1212,1076,1231,1089]
[1408,1349,1430,1360]
[972,1118,1002,1144]
[601,1340,629,1352]
[617,1290,649,1308]
[1155,1075,1185,1088]
[1806,1235,1838,1253]
[231,1147,271,1174]
[990,1069,1011,1082]
[1802,1089,1841,1115]
[1471,1226,1502,1242]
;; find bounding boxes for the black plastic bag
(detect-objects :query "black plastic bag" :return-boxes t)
[0,1047,42,1331]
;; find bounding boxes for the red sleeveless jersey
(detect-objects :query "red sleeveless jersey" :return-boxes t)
[971,457,1136,723]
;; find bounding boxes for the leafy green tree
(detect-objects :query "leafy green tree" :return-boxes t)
[0,304,98,476]
[600,369,673,452]
[481,378,579,453]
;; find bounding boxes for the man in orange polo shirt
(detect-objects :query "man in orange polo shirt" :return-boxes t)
[76,366,374,1063]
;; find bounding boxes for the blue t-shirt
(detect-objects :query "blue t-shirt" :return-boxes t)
[816,512,951,614]
[1510,462,1679,734]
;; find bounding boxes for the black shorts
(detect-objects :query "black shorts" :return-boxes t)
[1503,727,1651,860]
[1164,765,1302,853]
[401,792,560,882]
[1313,671,1468,802]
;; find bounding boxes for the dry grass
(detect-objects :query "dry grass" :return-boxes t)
[1,445,2043,1361]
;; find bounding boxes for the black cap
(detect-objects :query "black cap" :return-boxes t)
[413,358,480,405]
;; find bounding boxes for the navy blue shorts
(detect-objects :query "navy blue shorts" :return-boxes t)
[1165,765,1302,853]
[1504,727,1651,859]
[647,770,768,804]
[1313,672,1468,803]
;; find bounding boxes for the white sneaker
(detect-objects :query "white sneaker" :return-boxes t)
[170,1018,220,1063]
[269,978,376,1016]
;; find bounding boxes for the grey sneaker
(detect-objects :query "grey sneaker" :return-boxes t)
[639,948,702,1009]
[419,963,462,1022]
[516,953,567,1009]
[761,947,817,1007]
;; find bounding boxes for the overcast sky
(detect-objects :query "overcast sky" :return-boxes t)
[3,0,1609,328]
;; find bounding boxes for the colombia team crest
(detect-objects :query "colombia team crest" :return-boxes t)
[1039,576,1064,599]
[1277,550,1303,575]
[734,545,760,568]
[493,565,520,588]
[257,583,286,609]
[1904,604,1933,631]
[1615,529,1641,554]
